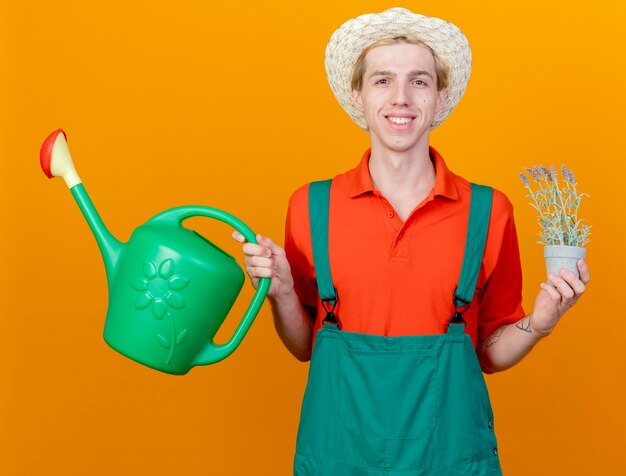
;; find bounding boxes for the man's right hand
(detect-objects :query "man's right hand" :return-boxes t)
[232,232,295,300]
[232,231,314,361]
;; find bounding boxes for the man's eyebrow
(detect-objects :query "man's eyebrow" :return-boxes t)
[368,70,394,78]
[408,70,434,79]
[368,70,434,79]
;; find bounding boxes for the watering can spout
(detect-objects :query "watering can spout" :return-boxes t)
[40,129,124,288]
[70,184,124,287]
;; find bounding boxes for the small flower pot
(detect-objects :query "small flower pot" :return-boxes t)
[544,245,586,279]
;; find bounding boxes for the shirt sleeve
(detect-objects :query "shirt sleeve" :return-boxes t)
[284,184,319,309]
[476,189,526,342]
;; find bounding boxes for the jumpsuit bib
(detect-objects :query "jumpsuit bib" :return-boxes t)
[294,180,502,475]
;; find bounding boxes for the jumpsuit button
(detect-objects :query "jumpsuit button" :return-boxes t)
[387,211,394,218]
[488,420,494,429]
[493,448,498,456]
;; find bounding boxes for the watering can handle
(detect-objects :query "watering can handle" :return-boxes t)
[150,205,271,365]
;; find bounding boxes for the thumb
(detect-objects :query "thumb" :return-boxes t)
[232,230,246,243]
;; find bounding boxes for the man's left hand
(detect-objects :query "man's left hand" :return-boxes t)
[530,259,590,337]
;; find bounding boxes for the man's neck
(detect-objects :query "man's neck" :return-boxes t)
[367,139,436,222]
[369,139,435,190]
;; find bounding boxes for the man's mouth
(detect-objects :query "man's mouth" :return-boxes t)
[386,116,415,126]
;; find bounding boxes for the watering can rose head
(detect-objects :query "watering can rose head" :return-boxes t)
[520,165,591,248]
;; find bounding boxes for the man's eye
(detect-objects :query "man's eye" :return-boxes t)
[413,79,426,86]
[375,79,389,85]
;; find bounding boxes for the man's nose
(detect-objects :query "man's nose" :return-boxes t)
[391,82,410,106]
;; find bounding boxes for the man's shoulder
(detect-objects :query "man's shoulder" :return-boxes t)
[490,187,514,213]
[288,182,310,212]
[452,173,514,213]
[288,165,357,209]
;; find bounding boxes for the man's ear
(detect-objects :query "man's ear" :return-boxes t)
[352,89,363,112]
[435,88,446,111]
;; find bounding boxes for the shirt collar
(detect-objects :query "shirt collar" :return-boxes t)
[348,147,459,200]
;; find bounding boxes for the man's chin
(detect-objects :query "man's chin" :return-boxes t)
[368,128,430,153]
[385,137,427,153]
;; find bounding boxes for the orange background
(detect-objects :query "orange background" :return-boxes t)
[1,1,624,474]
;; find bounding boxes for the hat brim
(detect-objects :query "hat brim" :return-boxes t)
[324,8,472,130]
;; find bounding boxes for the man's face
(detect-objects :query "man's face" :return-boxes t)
[352,43,445,154]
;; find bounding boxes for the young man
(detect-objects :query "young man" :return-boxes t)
[234,8,589,475]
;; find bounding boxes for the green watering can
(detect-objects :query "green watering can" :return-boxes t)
[40,129,270,375]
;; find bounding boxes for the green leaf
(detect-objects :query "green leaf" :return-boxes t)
[157,334,170,348]
[176,329,188,345]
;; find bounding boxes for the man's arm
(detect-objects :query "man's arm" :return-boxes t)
[234,232,314,362]
[477,260,590,373]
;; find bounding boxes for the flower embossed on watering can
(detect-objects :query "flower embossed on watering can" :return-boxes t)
[40,129,271,375]
[132,259,189,318]
[131,258,190,365]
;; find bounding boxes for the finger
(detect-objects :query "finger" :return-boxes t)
[245,256,275,269]
[558,269,586,296]
[540,282,562,301]
[242,242,271,258]
[548,273,575,299]
[577,259,591,285]
[246,266,275,279]
[257,234,284,255]
[232,231,246,243]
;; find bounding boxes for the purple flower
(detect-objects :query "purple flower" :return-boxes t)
[527,167,539,181]
[534,166,545,179]
[520,173,530,186]
[550,165,557,182]
[561,165,569,182]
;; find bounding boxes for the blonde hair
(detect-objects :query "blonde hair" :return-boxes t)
[351,36,450,92]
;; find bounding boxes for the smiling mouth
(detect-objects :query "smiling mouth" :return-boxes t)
[386,116,415,126]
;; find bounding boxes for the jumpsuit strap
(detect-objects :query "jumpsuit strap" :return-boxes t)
[308,179,338,327]
[450,183,493,326]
